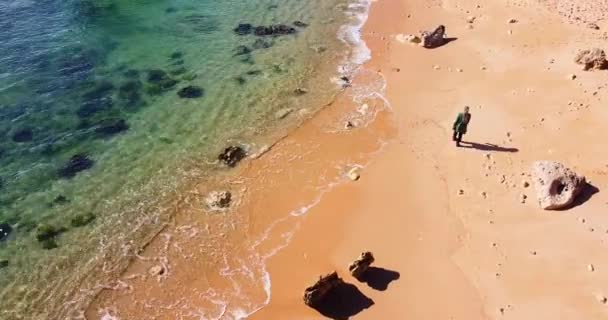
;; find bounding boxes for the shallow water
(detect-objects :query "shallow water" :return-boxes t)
[0,0,360,318]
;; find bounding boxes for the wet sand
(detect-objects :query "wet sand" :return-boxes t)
[88,0,608,318]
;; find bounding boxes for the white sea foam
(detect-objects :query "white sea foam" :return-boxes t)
[336,0,373,74]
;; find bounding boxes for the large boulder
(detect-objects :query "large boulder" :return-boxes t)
[532,161,586,210]
[421,25,446,48]
[303,271,344,307]
[348,251,375,279]
[58,154,95,178]
[575,48,608,71]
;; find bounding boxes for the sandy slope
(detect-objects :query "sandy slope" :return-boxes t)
[250,0,608,319]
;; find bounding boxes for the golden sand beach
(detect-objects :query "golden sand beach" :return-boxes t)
[87,0,608,318]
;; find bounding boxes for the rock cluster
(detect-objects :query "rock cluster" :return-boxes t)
[531,161,586,210]
[574,48,608,70]
[303,271,344,307]
[348,251,375,278]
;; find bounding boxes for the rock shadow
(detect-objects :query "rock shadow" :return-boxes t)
[356,267,400,291]
[459,141,518,153]
[311,281,374,320]
[560,182,599,210]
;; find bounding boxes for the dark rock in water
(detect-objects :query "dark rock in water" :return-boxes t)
[119,80,143,106]
[146,70,178,92]
[165,7,178,14]
[0,223,12,242]
[252,39,272,49]
[58,53,96,77]
[234,76,246,85]
[234,45,252,56]
[95,119,129,136]
[0,260,8,269]
[147,69,169,83]
[36,224,66,242]
[77,97,113,118]
[41,238,58,250]
[53,195,69,205]
[294,21,309,28]
[123,69,140,78]
[170,51,183,59]
[71,213,96,227]
[170,67,188,76]
[82,81,115,101]
[58,154,95,178]
[12,128,33,143]
[254,24,296,36]
[234,23,253,35]
[218,146,246,167]
[246,70,262,76]
[177,86,204,98]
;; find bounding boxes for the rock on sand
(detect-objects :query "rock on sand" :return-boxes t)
[531,161,586,210]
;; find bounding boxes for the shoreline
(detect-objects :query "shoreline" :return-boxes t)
[87,0,608,318]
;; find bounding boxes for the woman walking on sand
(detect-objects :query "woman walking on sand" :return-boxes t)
[452,106,471,147]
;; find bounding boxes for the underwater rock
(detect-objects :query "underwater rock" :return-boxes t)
[245,70,262,76]
[71,213,96,228]
[0,260,8,269]
[177,86,204,98]
[58,154,95,178]
[95,119,129,136]
[77,97,114,118]
[147,69,169,83]
[0,223,12,242]
[12,128,33,143]
[36,224,66,242]
[53,195,69,205]
[82,81,115,101]
[171,59,185,66]
[235,45,252,56]
[234,23,253,35]
[41,239,58,250]
[165,7,177,14]
[294,21,309,28]
[218,146,246,167]
[170,51,183,59]
[254,24,297,36]
[119,81,143,106]
[234,76,246,85]
[252,39,272,49]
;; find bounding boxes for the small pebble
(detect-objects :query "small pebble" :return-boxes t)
[466,16,476,23]
[569,74,577,80]
[588,264,595,272]
[458,189,465,195]
[530,250,537,255]
[481,191,488,199]
[579,217,586,224]
[456,68,463,72]
[508,18,518,24]
[595,293,607,304]
[433,65,441,70]
[522,181,530,188]
[520,193,527,203]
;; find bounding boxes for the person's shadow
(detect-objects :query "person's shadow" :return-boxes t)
[311,281,375,320]
[459,141,518,153]
[356,267,400,291]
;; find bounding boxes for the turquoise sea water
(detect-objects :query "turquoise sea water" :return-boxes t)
[0,0,365,318]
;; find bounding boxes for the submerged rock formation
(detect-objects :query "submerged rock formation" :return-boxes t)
[12,128,33,143]
[349,251,375,278]
[95,119,129,136]
[58,154,94,178]
[234,23,253,35]
[303,271,344,307]
[177,85,204,98]
[575,48,608,70]
[532,161,587,210]
[254,24,296,36]
[0,223,12,242]
[218,146,246,167]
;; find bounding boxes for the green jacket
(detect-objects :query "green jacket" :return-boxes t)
[453,112,471,134]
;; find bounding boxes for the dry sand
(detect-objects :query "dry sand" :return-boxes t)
[87,0,608,319]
